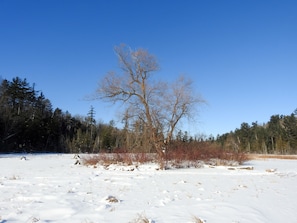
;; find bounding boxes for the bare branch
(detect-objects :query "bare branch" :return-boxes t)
[95,44,206,156]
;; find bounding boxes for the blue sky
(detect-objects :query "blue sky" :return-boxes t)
[1,0,296,137]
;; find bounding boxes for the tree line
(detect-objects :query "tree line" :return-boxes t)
[0,77,118,153]
[216,113,297,154]
[1,76,296,155]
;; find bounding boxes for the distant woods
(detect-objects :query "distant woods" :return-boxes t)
[1,76,296,154]
[0,77,120,153]
[217,114,297,154]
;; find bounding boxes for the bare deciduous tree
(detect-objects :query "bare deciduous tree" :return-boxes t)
[96,44,205,157]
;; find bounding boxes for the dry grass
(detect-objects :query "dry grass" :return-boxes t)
[82,152,156,167]
[81,155,100,166]
[106,195,119,203]
[129,213,151,223]
[9,175,20,180]
[248,154,297,160]
[192,215,204,223]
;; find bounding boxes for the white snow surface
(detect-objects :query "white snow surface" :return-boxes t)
[1,154,297,223]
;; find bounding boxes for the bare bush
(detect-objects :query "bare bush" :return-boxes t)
[166,141,249,166]
[82,152,157,167]
[82,142,249,169]
[81,155,101,166]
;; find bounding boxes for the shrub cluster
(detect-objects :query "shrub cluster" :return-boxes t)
[82,152,157,167]
[82,141,249,169]
[166,141,248,165]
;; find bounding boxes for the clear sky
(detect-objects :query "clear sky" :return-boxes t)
[1,0,296,137]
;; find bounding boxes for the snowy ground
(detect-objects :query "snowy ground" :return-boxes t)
[1,154,297,223]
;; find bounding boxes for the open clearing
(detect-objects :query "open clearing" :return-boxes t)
[1,154,297,223]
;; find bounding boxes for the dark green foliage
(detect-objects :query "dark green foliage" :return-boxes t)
[216,112,297,154]
[283,114,297,150]
[0,77,125,153]
[0,77,77,152]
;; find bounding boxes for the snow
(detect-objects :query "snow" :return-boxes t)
[1,154,297,223]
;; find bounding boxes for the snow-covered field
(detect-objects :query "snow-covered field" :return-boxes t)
[1,154,297,223]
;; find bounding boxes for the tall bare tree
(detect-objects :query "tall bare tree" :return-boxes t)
[96,44,205,157]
